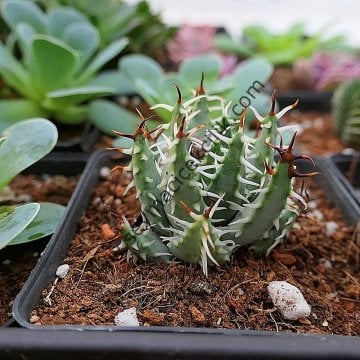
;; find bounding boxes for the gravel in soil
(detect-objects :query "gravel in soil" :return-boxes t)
[0,174,79,325]
[32,168,360,335]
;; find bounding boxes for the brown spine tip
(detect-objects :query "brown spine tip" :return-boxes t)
[269,89,277,116]
[264,160,275,175]
[196,72,205,96]
[179,200,192,215]
[176,116,187,139]
[240,108,247,129]
[174,83,182,104]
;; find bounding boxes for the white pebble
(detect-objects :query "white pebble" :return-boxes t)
[311,209,324,221]
[325,221,339,236]
[268,281,311,320]
[56,264,70,279]
[307,200,317,209]
[342,148,355,155]
[114,307,139,326]
[2,259,11,265]
[99,167,111,179]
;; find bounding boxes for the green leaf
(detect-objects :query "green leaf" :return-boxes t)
[89,99,138,135]
[119,54,164,91]
[79,38,128,83]
[112,136,134,149]
[0,42,36,98]
[8,202,65,245]
[1,0,48,33]
[0,99,48,132]
[46,85,114,106]
[214,33,253,57]
[29,35,80,93]
[90,71,135,95]
[0,203,40,250]
[178,55,222,89]
[0,118,57,190]
[49,6,88,38]
[62,22,100,67]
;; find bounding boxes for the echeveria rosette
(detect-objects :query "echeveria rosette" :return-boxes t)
[113,83,318,275]
[0,118,65,250]
[0,0,135,135]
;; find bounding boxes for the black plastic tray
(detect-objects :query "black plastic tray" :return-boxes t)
[318,154,360,225]
[8,150,360,359]
[0,152,89,328]
[276,90,333,112]
[328,153,360,215]
[55,122,100,152]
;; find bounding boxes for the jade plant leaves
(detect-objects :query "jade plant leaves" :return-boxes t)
[0,203,40,250]
[0,118,57,190]
[8,202,65,246]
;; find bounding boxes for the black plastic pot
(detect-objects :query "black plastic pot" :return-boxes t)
[55,121,100,152]
[0,152,89,329]
[323,152,360,224]
[8,150,360,359]
[276,90,333,112]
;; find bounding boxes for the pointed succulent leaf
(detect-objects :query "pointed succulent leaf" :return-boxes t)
[29,35,80,94]
[79,38,128,83]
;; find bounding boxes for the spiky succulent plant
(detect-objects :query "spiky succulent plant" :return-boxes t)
[114,81,317,275]
[332,79,360,148]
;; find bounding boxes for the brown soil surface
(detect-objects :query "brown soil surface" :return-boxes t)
[32,168,360,335]
[0,174,79,325]
[282,110,346,156]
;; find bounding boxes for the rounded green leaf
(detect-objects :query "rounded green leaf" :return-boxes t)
[62,22,100,67]
[178,55,222,89]
[29,35,80,93]
[89,99,138,135]
[1,0,48,33]
[8,202,65,246]
[0,118,57,190]
[49,7,88,38]
[119,54,164,90]
[0,203,40,250]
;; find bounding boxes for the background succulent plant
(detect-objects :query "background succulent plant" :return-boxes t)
[166,24,237,75]
[215,22,351,66]
[34,0,175,57]
[0,0,135,134]
[332,78,360,148]
[293,52,360,91]
[114,83,317,275]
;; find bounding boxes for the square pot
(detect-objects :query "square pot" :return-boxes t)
[8,150,360,360]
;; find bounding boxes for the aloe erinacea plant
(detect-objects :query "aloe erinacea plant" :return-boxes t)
[114,81,318,275]
[332,79,360,148]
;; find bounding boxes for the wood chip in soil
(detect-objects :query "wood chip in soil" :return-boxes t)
[32,168,360,335]
[0,174,79,325]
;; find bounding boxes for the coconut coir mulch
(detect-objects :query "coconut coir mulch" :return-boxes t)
[31,165,360,335]
[0,174,79,325]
